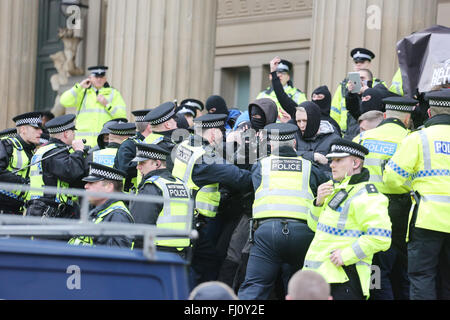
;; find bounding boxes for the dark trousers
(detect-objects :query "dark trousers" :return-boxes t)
[330,265,365,300]
[408,227,450,300]
[237,219,314,300]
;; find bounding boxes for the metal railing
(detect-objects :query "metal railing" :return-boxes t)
[0,182,196,260]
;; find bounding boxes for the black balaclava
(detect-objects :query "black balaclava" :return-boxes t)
[205,95,229,116]
[311,85,332,117]
[299,101,321,139]
[361,88,384,115]
[250,105,266,131]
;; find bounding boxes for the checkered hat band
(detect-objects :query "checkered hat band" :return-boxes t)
[331,145,365,158]
[268,133,295,141]
[149,109,175,125]
[109,129,136,136]
[385,104,415,112]
[137,150,166,160]
[15,117,42,126]
[134,115,146,122]
[194,120,225,129]
[429,99,450,107]
[89,167,124,181]
[47,122,76,134]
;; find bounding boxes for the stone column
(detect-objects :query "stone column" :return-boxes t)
[104,0,217,114]
[0,0,39,129]
[308,0,438,96]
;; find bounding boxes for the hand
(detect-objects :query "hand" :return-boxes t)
[316,180,334,206]
[80,78,91,89]
[330,249,344,267]
[346,80,354,93]
[279,109,292,123]
[270,56,281,73]
[97,94,108,106]
[72,139,85,152]
[314,152,328,165]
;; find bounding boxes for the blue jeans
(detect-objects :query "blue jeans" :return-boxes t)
[238,219,314,300]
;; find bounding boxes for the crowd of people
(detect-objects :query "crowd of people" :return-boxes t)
[0,47,449,301]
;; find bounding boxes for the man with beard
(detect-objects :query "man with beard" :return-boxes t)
[0,112,43,214]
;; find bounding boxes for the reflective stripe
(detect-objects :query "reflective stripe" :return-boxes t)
[304,260,323,269]
[109,106,121,116]
[364,158,384,166]
[352,241,367,259]
[356,260,371,267]
[337,187,367,230]
[331,106,341,115]
[309,210,319,222]
[199,187,217,193]
[386,159,410,178]
[255,189,313,200]
[253,203,310,215]
[369,175,383,183]
[419,130,432,171]
[0,189,20,200]
[317,222,364,237]
[70,88,78,105]
[157,215,189,224]
[366,228,391,238]
[108,88,115,104]
[411,169,450,180]
[78,108,108,114]
[422,194,450,203]
[184,147,205,185]
[196,201,218,212]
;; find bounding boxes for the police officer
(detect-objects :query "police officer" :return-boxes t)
[383,89,450,300]
[237,123,328,300]
[129,143,191,255]
[143,101,178,147]
[256,58,307,120]
[113,110,151,192]
[303,139,392,300]
[172,113,253,287]
[68,162,134,248]
[92,122,136,169]
[60,65,127,147]
[26,114,86,219]
[180,98,204,118]
[0,128,18,140]
[355,96,417,300]
[331,48,387,136]
[0,112,43,214]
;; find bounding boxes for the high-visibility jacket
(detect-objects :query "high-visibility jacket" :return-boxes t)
[172,140,221,218]
[68,201,134,247]
[353,118,411,194]
[252,155,314,221]
[389,68,404,96]
[383,119,450,234]
[0,137,30,203]
[141,175,191,249]
[92,147,118,168]
[331,78,386,133]
[304,173,391,298]
[60,83,127,147]
[256,85,307,119]
[28,143,76,205]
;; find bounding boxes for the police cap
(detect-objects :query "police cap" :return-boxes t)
[350,48,375,62]
[193,113,227,129]
[131,142,169,163]
[144,102,176,125]
[276,59,293,74]
[0,128,17,139]
[425,89,450,108]
[383,96,418,113]
[108,122,136,136]
[131,109,151,122]
[180,98,204,112]
[12,111,43,128]
[45,114,76,134]
[83,162,127,182]
[327,138,369,160]
[264,123,298,141]
[88,65,108,77]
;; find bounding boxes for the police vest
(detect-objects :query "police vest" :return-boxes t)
[355,120,410,193]
[92,147,118,167]
[172,140,221,218]
[0,137,30,203]
[331,78,386,133]
[68,201,134,248]
[389,68,404,96]
[28,143,76,205]
[385,125,450,233]
[253,155,314,221]
[256,85,306,119]
[60,84,127,147]
[304,177,391,298]
[142,175,191,249]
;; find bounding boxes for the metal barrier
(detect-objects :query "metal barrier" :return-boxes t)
[0,182,196,260]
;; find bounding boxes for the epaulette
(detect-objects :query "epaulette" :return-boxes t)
[145,175,160,184]
[264,87,273,95]
[365,183,378,194]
